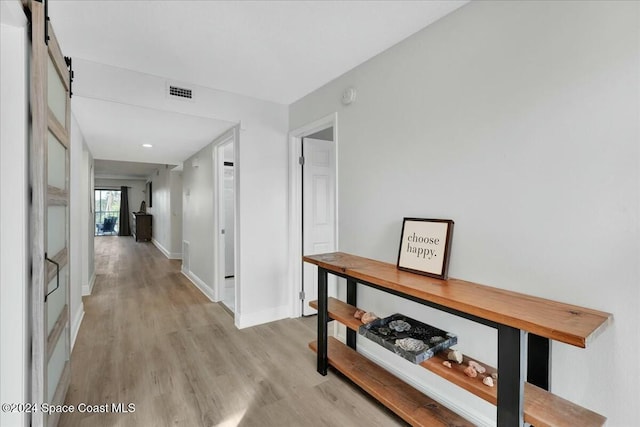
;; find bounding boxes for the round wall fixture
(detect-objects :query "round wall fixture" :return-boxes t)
[341,87,357,105]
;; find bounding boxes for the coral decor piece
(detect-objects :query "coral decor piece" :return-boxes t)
[353,309,365,320]
[463,365,478,378]
[468,360,486,374]
[361,312,379,324]
[442,361,452,368]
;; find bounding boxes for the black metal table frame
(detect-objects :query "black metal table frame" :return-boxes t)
[314,267,550,427]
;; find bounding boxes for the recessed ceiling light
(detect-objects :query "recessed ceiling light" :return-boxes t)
[142,144,153,148]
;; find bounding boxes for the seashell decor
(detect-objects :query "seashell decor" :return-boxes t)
[395,338,427,352]
[447,349,463,364]
[483,376,495,387]
[388,319,411,332]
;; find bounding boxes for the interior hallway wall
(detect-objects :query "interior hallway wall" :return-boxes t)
[0,11,29,427]
[70,114,93,341]
[170,170,183,258]
[83,147,95,296]
[147,165,182,258]
[290,1,639,425]
[72,62,289,328]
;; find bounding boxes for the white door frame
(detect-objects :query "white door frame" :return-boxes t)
[212,125,240,316]
[288,113,338,318]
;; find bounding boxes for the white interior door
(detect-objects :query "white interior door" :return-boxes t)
[215,134,237,313]
[302,137,336,315]
[29,2,72,426]
[224,163,235,277]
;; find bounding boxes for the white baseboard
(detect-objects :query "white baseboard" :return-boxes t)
[152,238,181,259]
[82,272,95,296]
[236,305,290,329]
[181,268,215,302]
[71,307,84,350]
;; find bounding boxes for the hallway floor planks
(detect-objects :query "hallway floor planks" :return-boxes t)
[61,236,404,427]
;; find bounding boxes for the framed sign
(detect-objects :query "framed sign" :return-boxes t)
[397,218,454,280]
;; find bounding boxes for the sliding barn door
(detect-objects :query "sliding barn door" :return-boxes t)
[29,1,72,426]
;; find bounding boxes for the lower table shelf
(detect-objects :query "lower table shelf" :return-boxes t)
[310,298,606,427]
[309,337,474,427]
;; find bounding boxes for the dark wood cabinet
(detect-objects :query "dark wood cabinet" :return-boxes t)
[132,213,152,242]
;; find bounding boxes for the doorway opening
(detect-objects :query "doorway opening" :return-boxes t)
[213,126,240,317]
[288,113,338,318]
[94,189,121,236]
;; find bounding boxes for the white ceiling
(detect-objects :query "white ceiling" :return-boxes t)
[46,0,468,176]
[48,0,468,105]
[72,96,235,165]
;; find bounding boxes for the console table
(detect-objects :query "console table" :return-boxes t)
[304,252,611,427]
[131,213,152,242]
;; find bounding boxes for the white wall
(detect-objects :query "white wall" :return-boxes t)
[72,119,95,299]
[146,165,182,258]
[181,113,289,329]
[170,170,183,257]
[182,144,215,296]
[83,148,95,295]
[290,1,639,425]
[148,166,172,256]
[70,114,90,343]
[0,11,29,427]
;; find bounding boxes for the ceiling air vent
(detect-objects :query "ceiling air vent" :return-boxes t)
[168,84,193,100]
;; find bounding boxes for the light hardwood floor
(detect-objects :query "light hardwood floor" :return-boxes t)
[61,236,404,427]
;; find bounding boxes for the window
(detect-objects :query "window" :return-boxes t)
[94,189,121,236]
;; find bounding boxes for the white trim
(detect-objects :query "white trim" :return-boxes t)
[82,272,95,296]
[181,268,215,302]
[235,305,290,329]
[152,238,182,260]
[288,113,339,318]
[356,344,493,427]
[212,125,240,314]
[70,307,85,350]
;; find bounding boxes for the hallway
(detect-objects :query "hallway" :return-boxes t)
[62,237,402,427]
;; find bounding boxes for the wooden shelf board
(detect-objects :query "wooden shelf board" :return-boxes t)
[524,382,606,427]
[309,337,474,427]
[313,297,606,427]
[421,352,497,405]
[304,252,612,348]
[309,298,363,331]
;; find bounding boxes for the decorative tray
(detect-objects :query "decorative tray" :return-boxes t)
[359,313,457,364]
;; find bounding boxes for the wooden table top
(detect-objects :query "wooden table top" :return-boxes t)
[303,252,612,348]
